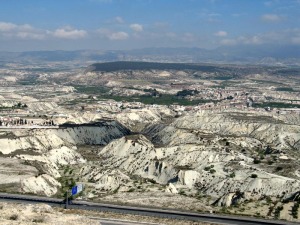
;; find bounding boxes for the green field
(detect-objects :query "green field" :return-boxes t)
[74,85,110,94]
[99,94,217,106]
[74,85,218,106]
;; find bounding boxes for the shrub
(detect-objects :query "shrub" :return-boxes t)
[32,218,44,223]
[178,189,186,195]
[9,214,18,220]
[266,196,272,204]
[210,169,216,174]
[251,174,258,178]
[253,159,261,164]
[229,172,235,178]
[204,166,210,171]
[204,165,214,171]
[127,188,135,192]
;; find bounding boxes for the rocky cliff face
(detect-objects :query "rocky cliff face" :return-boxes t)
[98,135,178,184]
[0,121,130,196]
[0,121,130,155]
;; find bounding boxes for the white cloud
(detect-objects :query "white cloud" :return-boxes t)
[261,14,282,22]
[220,35,263,46]
[130,24,143,32]
[0,22,17,31]
[264,1,273,6]
[237,35,263,44]
[264,0,282,7]
[18,24,34,31]
[16,32,45,40]
[0,21,45,40]
[290,28,300,44]
[165,32,177,38]
[219,28,300,46]
[292,37,300,44]
[52,27,87,39]
[198,10,222,23]
[214,31,227,37]
[97,28,129,40]
[114,16,124,24]
[109,31,129,40]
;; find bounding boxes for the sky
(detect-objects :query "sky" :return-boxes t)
[0,0,300,51]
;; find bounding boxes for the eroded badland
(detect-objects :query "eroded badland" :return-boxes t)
[0,60,300,222]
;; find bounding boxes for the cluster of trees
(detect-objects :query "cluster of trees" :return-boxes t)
[0,118,28,126]
[0,118,55,126]
[143,88,161,97]
[176,89,199,97]
[13,102,28,108]
[291,200,299,218]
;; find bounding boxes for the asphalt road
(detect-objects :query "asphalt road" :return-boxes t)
[0,192,299,225]
[95,218,161,225]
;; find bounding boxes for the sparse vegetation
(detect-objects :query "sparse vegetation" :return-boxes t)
[1,54,300,224]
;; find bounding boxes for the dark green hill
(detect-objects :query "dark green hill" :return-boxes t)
[87,61,223,73]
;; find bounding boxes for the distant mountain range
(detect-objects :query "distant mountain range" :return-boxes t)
[1,45,300,65]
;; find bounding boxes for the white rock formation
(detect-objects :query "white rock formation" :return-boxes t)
[95,133,300,204]
[21,174,61,196]
[172,110,300,150]
[166,183,178,194]
[0,158,38,185]
[0,121,129,154]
